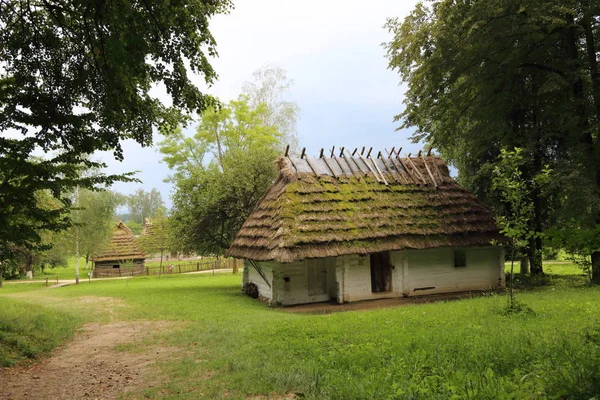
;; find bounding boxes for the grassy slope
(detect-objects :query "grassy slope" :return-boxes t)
[1,269,599,399]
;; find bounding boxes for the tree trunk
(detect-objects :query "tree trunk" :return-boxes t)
[520,256,530,274]
[592,251,600,284]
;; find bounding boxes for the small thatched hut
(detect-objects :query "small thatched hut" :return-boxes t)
[227,148,505,305]
[92,221,145,277]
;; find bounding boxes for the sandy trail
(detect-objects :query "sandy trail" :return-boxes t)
[0,321,174,400]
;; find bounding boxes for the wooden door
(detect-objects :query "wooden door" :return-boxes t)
[307,259,327,296]
[370,252,392,293]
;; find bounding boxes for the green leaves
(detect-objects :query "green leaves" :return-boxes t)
[161,96,281,255]
[0,0,230,262]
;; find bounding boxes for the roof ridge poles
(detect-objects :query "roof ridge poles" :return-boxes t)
[367,153,388,185]
[420,154,438,187]
[320,148,339,178]
[392,147,416,184]
[357,147,381,182]
[304,155,320,178]
[330,146,350,177]
[404,154,428,185]
[384,148,407,184]
[340,147,364,180]
[378,151,400,183]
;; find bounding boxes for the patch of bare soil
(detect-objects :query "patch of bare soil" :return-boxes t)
[285,291,497,314]
[0,321,176,400]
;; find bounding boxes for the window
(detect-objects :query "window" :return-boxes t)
[454,250,466,268]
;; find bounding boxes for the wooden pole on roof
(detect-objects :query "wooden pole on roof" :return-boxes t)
[340,147,363,179]
[368,154,388,185]
[427,147,432,156]
[351,148,358,156]
[304,155,320,177]
[420,154,438,187]
[300,147,306,159]
[384,148,406,184]
[358,151,381,182]
[379,152,400,182]
[284,145,290,157]
[366,147,373,158]
[322,155,339,178]
[319,148,324,158]
[330,146,348,176]
[391,148,414,184]
[405,154,428,184]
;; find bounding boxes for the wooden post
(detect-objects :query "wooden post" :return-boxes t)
[178,265,182,274]
[197,262,200,271]
[146,268,149,276]
[45,277,48,287]
[119,268,121,277]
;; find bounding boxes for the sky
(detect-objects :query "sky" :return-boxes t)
[101,0,422,207]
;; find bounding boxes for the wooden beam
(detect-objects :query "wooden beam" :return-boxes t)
[384,148,406,183]
[322,156,339,178]
[421,155,438,187]
[284,144,290,157]
[319,148,324,158]
[343,155,363,179]
[358,153,381,182]
[366,147,373,158]
[405,156,428,184]
[391,148,414,184]
[369,156,388,185]
[300,147,306,159]
[305,156,320,177]
[380,156,400,182]
[330,146,335,157]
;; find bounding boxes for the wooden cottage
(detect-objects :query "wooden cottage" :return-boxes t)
[227,148,505,305]
[92,221,146,277]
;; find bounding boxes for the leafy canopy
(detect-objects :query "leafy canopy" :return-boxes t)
[160,96,281,255]
[0,0,232,261]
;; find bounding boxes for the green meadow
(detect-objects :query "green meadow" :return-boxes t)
[1,267,599,399]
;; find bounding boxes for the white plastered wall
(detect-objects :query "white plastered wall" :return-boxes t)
[245,246,504,305]
[337,246,504,302]
[245,261,274,301]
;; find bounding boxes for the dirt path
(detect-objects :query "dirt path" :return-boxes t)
[0,321,175,400]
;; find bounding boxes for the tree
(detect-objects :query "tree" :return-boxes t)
[0,0,232,263]
[385,0,600,277]
[492,148,550,311]
[160,96,281,255]
[73,189,122,270]
[242,65,300,152]
[138,213,170,268]
[127,189,166,224]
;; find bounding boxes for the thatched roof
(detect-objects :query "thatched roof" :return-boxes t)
[93,221,145,262]
[227,150,503,263]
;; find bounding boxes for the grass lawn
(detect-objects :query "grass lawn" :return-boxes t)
[1,267,599,399]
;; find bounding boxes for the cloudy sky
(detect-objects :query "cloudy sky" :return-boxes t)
[103,0,422,207]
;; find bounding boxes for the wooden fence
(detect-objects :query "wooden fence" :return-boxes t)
[93,258,243,278]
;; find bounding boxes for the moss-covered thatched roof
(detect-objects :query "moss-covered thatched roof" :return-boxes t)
[227,152,502,263]
[93,221,145,262]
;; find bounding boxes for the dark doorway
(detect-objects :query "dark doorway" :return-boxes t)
[370,252,392,293]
